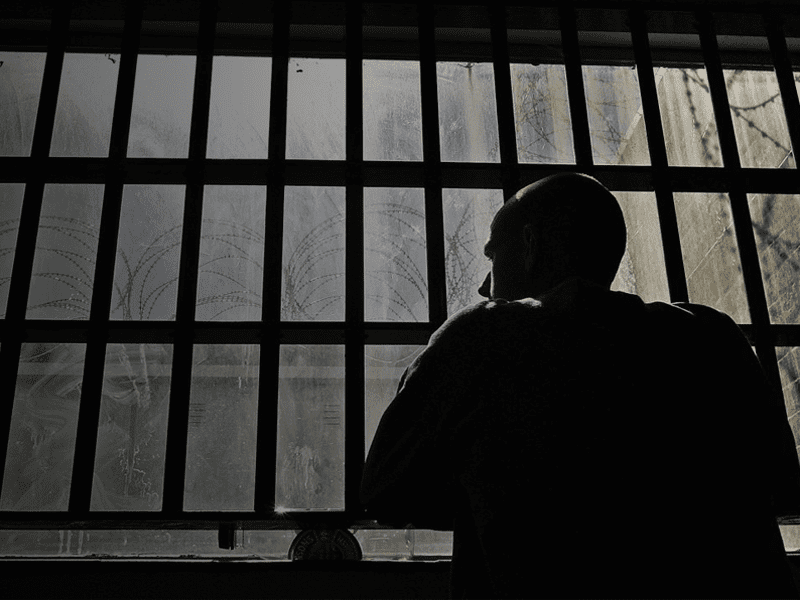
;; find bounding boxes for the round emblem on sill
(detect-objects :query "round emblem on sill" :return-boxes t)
[288,528,363,561]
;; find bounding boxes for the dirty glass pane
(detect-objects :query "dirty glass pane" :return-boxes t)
[654,67,722,167]
[363,60,423,161]
[365,345,425,456]
[724,69,793,169]
[207,56,271,159]
[50,53,119,157]
[26,184,103,319]
[510,64,574,164]
[0,52,46,156]
[777,347,800,460]
[286,58,345,160]
[357,529,453,560]
[437,62,499,163]
[1,343,86,511]
[442,188,504,314]
[674,193,749,323]
[365,188,427,321]
[0,184,25,318]
[90,344,172,511]
[110,185,185,321]
[184,344,260,511]
[281,186,345,321]
[610,192,670,304]
[747,194,800,324]
[196,185,266,321]
[127,55,196,158]
[582,66,649,165]
[276,345,345,511]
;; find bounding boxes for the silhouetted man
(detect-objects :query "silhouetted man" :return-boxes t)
[360,173,800,598]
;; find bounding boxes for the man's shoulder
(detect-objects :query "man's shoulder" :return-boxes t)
[428,298,543,345]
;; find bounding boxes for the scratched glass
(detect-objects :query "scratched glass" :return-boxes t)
[276,345,345,512]
[365,188,428,322]
[0,184,25,318]
[110,185,185,321]
[1,343,86,511]
[90,344,173,511]
[777,347,800,459]
[184,344,260,511]
[0,52,46,156]
[356,529,454,560]
[196,186,266,321]
[26,184,103,320]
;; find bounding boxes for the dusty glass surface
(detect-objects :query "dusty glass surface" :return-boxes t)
[127,55,196,158]
[207,56,271,159]
[110,185,185,321]
[0,183,25,318]
[184,345,260,511]
[196,185,266,321]
[286,58,345,160]
[748,194,800,324]
[281,186,345,321]
[0,52,46,156]
[276,345,345,511]
[777,347,800,458]
[1,343,86,511]
[674,192,749,323]
[365,188,427,321]
[363,60,423,161]
[510,64,574,164]
[356,528,453,560]
[50,53,119,157]
[437,62,499,163]
[26,184,103,319]
[90,344,172,511]
[442,188,504,314]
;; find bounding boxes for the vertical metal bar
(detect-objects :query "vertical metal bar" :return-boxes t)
[764,10,800,168]
[558,5,593,168]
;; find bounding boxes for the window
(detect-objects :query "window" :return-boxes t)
[2,0,800,559]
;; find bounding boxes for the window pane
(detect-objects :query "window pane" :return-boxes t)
[184,344,260,511]
[0,183,25,318]
[207,56,271,159]
[276,345,345,511]
[0,52,46,156]
[1,343,86,511]
[674,193,750,323]
[437,62,500,163]
[356,528,453,560]
[26,184,103,319]
[196,185,265,321]
[50,53,119,157]
[777,347,800,462]
[365,188,427,322]
[442,188,504,314]
[90,344,172,511]
[363,60,423,161]
[111,185,185,321]
[510,64,574,164]
[286,58,345,160]
[748,193,800,324]
[610,191,670,304]
[582,66,650,165]
[281,186,345,321]
[127,55,196,158]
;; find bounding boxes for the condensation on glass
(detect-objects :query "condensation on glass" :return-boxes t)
[673,192,750,323]
[281,186,345,321]
[441,188,503,314]
[0,183,25,318]
[184,344,260,511]
[365,188,427,322]
[50,53,119,157]
[90,344,172,511]
[363,60,423,161]
[286,58,345,160]
[437,62,500,163]
[127,55,196,158]
[207,56,271,159]
[0,52,46,157]
[276,345,345,512]
[777,347,800,460]
[747,194,800,324]
[1,343,86,511]
[26,184,103,320]
[110,185,185,321]
[196,185,266,321]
